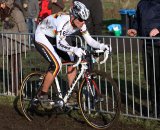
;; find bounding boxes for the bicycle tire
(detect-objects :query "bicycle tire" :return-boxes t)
[19,72,45,121]
[78,70,121,129]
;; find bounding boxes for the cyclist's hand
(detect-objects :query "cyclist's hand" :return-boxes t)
[73,47,86,57]
[127,29,137,37]
[149,28,159,37]
[99,43,112,52]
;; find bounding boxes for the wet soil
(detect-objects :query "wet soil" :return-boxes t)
[0,103,148,130]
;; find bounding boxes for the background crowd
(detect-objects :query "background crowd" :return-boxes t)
[0,0,64,33]
[0,0,103,36]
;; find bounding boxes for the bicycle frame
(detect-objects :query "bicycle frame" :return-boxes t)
[53,49,109,104]
[54,61,88,104]
[19,48,121,129]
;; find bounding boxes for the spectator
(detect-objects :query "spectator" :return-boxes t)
[0,0,28,95]
[21,0,39,34]
[0,0,27,34]
[0,0,10,23]
[14,0,22,9]
[127,0,160,118]
[0,2,5,19]
[38,0,51,22]
[48,0,64,14]
[72,0,103,35]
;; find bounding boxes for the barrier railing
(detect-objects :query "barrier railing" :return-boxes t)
[0,32,160,121]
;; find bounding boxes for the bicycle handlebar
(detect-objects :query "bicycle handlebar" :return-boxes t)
[100,49,109,64]
[72,49,111,67]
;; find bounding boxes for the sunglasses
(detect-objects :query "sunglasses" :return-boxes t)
[76,17,87,22]
[78,18,84,22]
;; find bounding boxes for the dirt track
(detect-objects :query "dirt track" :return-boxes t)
[0,103,149,130]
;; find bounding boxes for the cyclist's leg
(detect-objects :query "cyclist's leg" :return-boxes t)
[34,34,62,98]
[54,47,77,87]
[54,47,77,102]
[65,52,78,102]
[67,65,77,87]
[40,71,54,93]
[65,36,78,87]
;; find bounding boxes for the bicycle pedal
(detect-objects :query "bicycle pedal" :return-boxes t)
[53,100,64,108]
[31,98,40,106]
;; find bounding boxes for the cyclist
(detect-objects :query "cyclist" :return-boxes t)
[34,1,109,107]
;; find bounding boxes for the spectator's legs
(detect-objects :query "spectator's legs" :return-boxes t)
[25,18,32,33]
[154,46,160,117]
[32,18,37,33]
[144,43,160,118]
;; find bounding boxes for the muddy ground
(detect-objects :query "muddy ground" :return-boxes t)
[0,103,149,130]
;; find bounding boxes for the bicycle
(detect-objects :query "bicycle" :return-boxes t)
[18,48,121,129]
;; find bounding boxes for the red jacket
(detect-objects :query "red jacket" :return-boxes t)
[38,0,51,21]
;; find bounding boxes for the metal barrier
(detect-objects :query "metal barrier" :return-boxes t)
[0,33,30,96]
[0,32,160,121]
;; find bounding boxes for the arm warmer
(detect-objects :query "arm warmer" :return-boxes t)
[81,24,100,49]
[56,32,74,52]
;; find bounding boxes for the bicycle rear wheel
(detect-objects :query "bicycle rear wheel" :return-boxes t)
[78,70,121,129]
[19,72,45,121]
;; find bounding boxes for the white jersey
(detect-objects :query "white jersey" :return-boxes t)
[35,13,101,52]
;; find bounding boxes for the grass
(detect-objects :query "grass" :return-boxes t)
[0,95,15,106]
[119,116,160,130]
[64,0,139,20]
[109,53,149,115]
[22,50,48,75]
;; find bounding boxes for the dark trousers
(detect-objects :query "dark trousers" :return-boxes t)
[142,43,160,116]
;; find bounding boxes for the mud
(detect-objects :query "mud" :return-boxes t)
[0,103,148,130]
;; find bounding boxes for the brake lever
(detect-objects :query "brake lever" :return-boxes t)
[100,50,109,64]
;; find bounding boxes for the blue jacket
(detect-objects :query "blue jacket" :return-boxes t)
[132,0,160,37]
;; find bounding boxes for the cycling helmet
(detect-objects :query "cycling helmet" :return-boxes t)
[71,1,90,21]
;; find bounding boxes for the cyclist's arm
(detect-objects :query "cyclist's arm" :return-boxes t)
[56,32,74,52]
[80,24,100,49]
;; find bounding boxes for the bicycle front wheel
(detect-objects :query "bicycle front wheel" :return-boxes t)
[78,70,121,129]
[19,72,44,121]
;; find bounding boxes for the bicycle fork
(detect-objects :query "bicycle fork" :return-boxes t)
[84,73,103,113]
